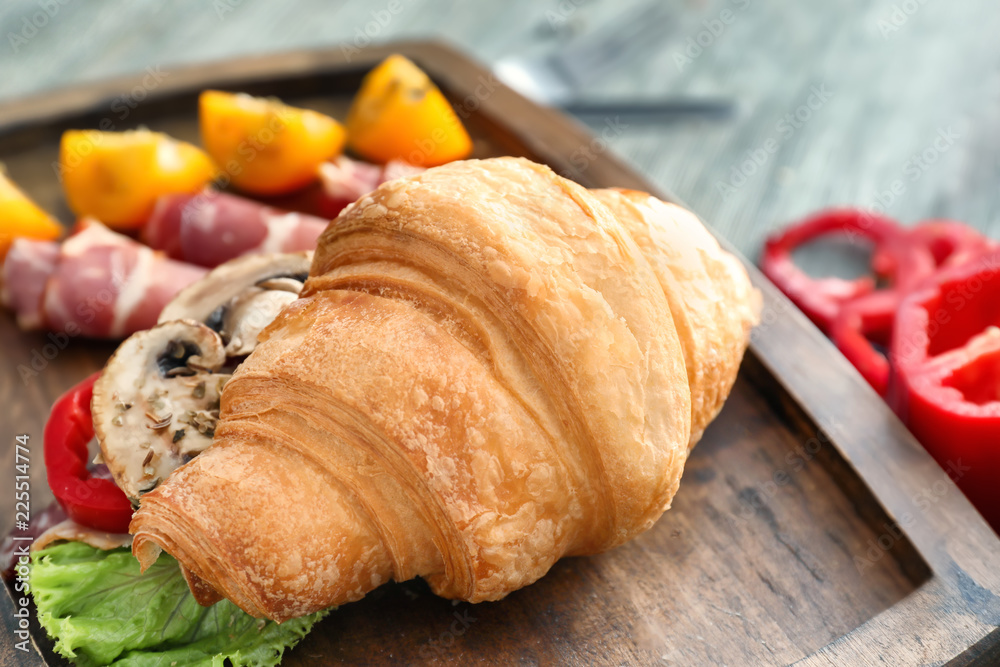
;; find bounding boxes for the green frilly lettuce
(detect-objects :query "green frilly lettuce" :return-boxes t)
[30,541,328,667]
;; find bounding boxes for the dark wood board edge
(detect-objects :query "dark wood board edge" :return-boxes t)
[1,40,998,664]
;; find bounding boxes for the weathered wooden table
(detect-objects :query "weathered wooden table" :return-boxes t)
[1,3,998,665]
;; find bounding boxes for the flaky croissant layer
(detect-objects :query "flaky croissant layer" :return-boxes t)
[130,157,759,621]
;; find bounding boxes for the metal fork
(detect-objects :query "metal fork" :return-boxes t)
[494,2,735,121]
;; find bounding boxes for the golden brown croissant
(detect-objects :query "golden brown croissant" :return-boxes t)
[129,157,758,622]
[589,188,760,446]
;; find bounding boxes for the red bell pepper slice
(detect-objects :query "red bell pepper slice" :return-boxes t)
[830,290,897,396]
[760,208,906,333]
[828,222,987,395]
[43,372,133,534]
[873,219,995,276]
[766,212,991,396]
[889,251,1000,529]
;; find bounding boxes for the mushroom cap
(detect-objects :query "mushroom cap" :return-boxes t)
[159,251,312,326]
[95,253,314,501]
[220,288,301,356]
[93,319,228,501]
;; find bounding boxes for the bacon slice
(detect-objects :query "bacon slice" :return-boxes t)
[33,518,133,552]
[143,159,426,267]
[1,238,60,329]
[2,220,207,339]
[257,156,425,219]
[378,158,426,184]
[47,221,207,338]
[144,191,328,268]
[316,155,386,214]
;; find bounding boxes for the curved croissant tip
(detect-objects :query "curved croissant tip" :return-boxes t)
[130,534,162,574]
[180,562,225,606]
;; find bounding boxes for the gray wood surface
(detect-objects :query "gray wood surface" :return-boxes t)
[1,0,996,262]
[1,22,999,667]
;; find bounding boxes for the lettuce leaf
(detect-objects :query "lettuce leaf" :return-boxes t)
[30,541,328,667]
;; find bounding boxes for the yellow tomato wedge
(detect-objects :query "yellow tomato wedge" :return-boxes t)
[200,90,346,196]
[0,171,62,258]
[59,129,216,230]
[346,54,473,167]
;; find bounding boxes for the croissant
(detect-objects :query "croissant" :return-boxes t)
[129,157,759,622]
[589,188,760,446]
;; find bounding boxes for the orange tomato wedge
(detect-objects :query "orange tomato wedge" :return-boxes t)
[0,171,62,258]
[200,90,346,196]
[59,129,215,230]
[346,54,473,167]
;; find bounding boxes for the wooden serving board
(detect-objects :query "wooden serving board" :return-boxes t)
[1,42,999,666]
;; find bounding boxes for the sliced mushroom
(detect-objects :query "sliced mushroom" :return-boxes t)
[219,288,300,356]
[159,252,312,356]
[93,320,231,501]
[95,253,312,501]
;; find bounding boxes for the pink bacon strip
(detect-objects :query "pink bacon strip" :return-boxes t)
[144,158,425,268]
[257,155,425,220]
[3,220,206,339]
[2,238,60,330]
[144,191,328,268]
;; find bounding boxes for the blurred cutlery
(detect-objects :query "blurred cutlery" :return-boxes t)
[494,3,737,122]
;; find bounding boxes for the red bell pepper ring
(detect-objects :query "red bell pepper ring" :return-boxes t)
[889,251,1000,530]
[760,208,905,333]
[43,372,133,534]
[873,219,995,276]
[829,222,993,396]
[830,290,897,396]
